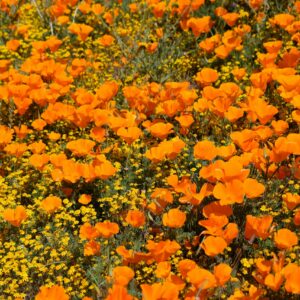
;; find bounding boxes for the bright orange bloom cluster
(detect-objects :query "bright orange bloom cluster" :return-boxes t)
[0,0,300,299]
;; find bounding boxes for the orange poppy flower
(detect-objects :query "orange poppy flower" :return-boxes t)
[31,40,47,54]
[215,6,227,17]
[146,42,158,53]
[117,126,142,144]
[223,223,239,244]
[230,129,259,152]
[231,67,246,80]
[214,263,232,286]
[243,178,265,199]
[250,98,278,125]
[293,210,300,226]
[51,168,64,182]
[4,143,27,157]
[141,282,179,300]
[90,127,106,142]
[263,40,282,54]
[213,180,244,205]
[105,284,134,300]
[95,221,119,238]
[195,68,219,86]
[216,144,236,160]
[79,223,100,240]
[116,245,151,264]
[199,34,221,53]
[147,122,173,139]
[187,16,212,37]
[49,153,67,168]
[96,81,119,103]
[14,125,32,139]
[70,59,88,78]
[292,109,300,123]
[253,125,273,141]
[93,158,117,180]
[215,44,231,59]
[28,141,46,154]
[264,273,284,292]
[78,1,91,14]
[221,81,243,99]
[0,59,10,72]
[6,39,20,51]
[179,182,211,206]
[48,132,61,141]
[56,16,69,25]
[167,137,186,158]
[201,236,227,256]
[198,214,229,236]
[35,285,69,300]
[287,133,300,155]
[165,275,185,292]
[200,85,221,101]
[175,114,194,129]
[177,259,197,279]
[146,239,180,262]
[40,196,62,214]
[269,137,290,163]
[291,95,300,109]
[255,257,272,278]
[31,119,47,131]
[68,23,93,41]
[162,208,186,228]
[46,36,62,53]
[222,30,243,51]
[202,201,232,218]
[78,194,92,205]
[129,3,138,13]
[29,154,49,170]
[84,240,101,256]
[222,12,239,27]
[66,139,95,156]
[125,210,146,227]
[245,215,273,240]
[145,137,185,163]
[278,47,300,68]
[187,266,216,289]
[113,266,135,286]
[270,14,295,29]
[92,109,110,127]
[274,228,298,250]
[219,156,250,180]
[249,0,263,9]
[229,285,264,300]
[155,261,171,279]
[224,106,244,122]
[0,125,13,147]
[194,140,218,161]
[148,188,173,214]
[282,193,300,210]
[167,175,191,193]
[151,188,173,204]
[283,263,300,294]
[13,96,32,115]
[2,205,27,227]
[98,34,115,47]
[151,2,166,18]
[91,3,104,15]
[72,88,94,105]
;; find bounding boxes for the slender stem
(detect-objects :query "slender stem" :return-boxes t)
[31,0,44,21]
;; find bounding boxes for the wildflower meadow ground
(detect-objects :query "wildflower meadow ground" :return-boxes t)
[0,0,300,299]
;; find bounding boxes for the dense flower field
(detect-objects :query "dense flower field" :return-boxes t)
[0,0,300,299]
